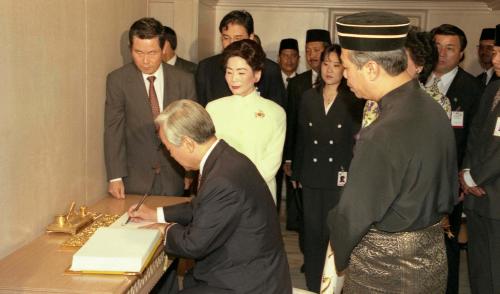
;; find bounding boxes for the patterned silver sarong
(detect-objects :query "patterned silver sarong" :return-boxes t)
[343,222,447,294]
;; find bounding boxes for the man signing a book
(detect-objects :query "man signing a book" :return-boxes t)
[128,99,292,294]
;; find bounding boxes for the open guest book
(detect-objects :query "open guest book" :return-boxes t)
[69,214,162,275]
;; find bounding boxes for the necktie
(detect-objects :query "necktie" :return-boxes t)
[481,72,487,86]
[428,77,441,94]
[147,76,160,119]
[362,100,380,128]
[491,88,500,111]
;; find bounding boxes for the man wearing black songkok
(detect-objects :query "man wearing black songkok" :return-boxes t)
[476,28,499,86]
[460,23,500,294]
[328,11,458,293]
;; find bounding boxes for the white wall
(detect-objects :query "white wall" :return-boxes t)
[195,0,500,75]
[149,0,200,62]
[0,0,147,259]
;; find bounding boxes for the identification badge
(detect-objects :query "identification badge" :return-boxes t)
[494,117,500,137]
[337,171,348,186]
[451,111,464,128]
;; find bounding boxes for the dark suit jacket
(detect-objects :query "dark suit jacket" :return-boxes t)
[446,67,484,167]
[463,80,500,219]
[174,56,197,75]
[163,140,292,294]
[195,54,286,107]
[104,63,196,195]
[476,70,500,87]
[292,85,364,188]
[285,70,313,161]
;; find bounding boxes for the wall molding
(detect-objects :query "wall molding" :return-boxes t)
[213,0,492,11]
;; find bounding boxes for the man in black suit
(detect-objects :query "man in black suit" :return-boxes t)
[104,18,196,199]
[426,23,484,294]
[195,10,286,107]
[162,26,197,74]
[278,38,300,89]
[129,100,292,294]
[276,38,300,223]
[460,24,500,294]
[476,28,499,86]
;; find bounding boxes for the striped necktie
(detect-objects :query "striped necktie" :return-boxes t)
[147,76,160,119]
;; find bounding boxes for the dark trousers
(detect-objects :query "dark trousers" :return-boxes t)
[276,169,284,213]
[150,258,179,293]
[181,271,234,293]
[285,178,300,231]
[466,210,500,294]
[445,202,462,294]
[302,186,340,293]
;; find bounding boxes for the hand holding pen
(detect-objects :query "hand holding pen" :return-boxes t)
[124,179,157,225]
[124,195,158,224]
[123,193,149,225]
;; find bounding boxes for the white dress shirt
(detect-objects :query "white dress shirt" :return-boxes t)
[462,169,478,187]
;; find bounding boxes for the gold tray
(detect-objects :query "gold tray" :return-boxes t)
[60,214,121,248]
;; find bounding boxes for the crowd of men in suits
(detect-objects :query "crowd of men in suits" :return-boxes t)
[103,9,500,294]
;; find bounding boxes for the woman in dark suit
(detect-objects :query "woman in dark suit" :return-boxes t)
[291,44,364,292]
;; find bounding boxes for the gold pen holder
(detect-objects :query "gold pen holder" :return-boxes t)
[46,205,94,235]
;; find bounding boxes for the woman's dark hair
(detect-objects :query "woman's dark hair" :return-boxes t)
[222,39,266,72]
[405,27,438,83]
[316,44,347,91]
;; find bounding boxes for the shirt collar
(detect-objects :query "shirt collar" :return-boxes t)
[142,63,163,82]
[312,70,319,86]
[486,67,495,83]
[282,71,297,88]
[378,79,419,110]
[281,71,297,80]
[166,55,177,66]
[199,139,220,176]
[233,89,259,99]
[426,66,458,95]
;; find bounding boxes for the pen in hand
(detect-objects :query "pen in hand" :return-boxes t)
[123,193,149,225]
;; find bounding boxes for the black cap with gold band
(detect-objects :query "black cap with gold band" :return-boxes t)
[336,12,410,51]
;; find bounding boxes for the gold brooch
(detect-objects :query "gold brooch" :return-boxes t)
[255,110,265,118]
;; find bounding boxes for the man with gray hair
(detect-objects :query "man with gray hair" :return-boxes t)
[128,99,292,294]
[327,12,458,292]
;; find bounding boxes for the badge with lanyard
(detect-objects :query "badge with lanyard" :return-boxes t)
[494,117,500,137]
[451,104,464,128]
[337,166,348,187]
